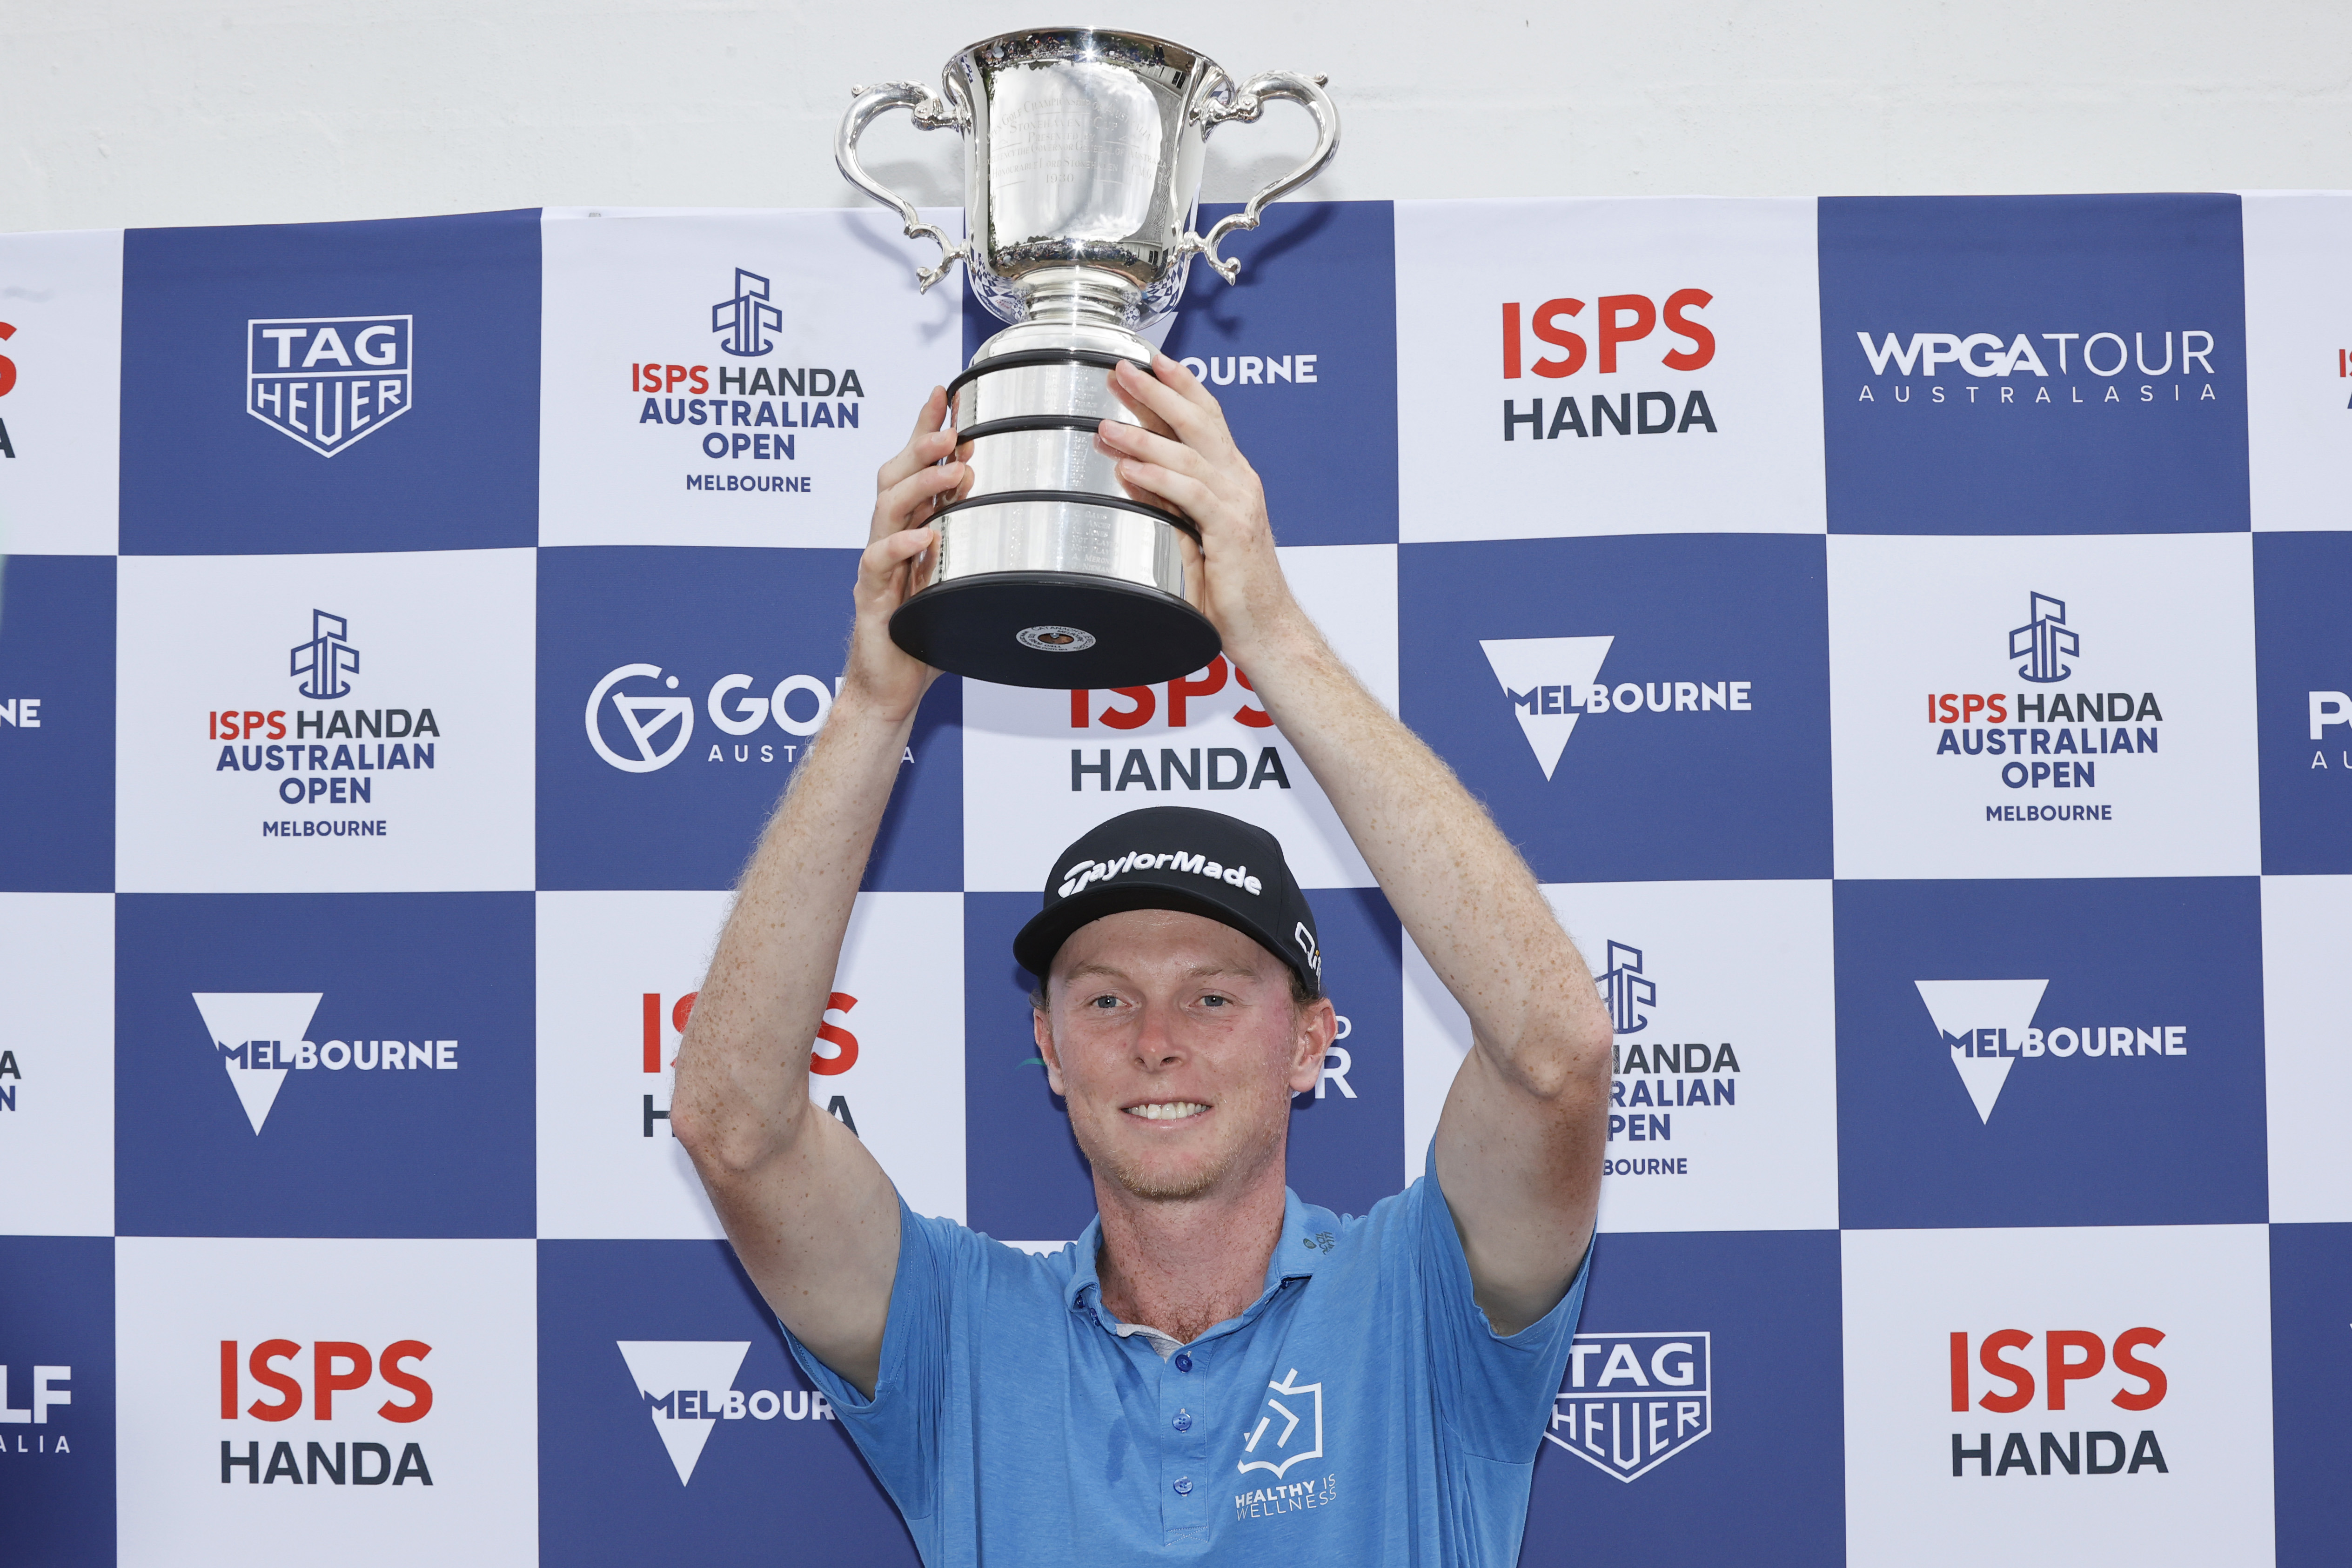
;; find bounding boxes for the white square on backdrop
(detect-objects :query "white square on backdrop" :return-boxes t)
[116,1236,538,1568]
[1828,532,2259,879]
[115,549,535,892]
[0,892,113,1235]
[536,889,966,1237]
[1402,879,1838,1230]
[2240,191,2352,531]
[1394,197,1826,542]
[537,207,965,549]
[1842,1224,2274,1568]
[2261,873,2352,1222]
[0,228,122,556]
[961,543,1397,892]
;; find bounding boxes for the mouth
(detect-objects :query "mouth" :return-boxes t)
[1122,1101,1209,1123]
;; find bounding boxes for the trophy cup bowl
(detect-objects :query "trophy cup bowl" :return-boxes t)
[838,27,1338,688]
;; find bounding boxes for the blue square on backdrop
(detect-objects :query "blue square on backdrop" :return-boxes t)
[0,555,112,891]
[119,210,539,554]
[2272,1222,2352,1568]
[115,892,534,1237]
[1818,195,2249,534]
[1833,877,2266,1230]
[963,885,1406,1242]
[537,546,960,891]
[1523,1230,1843,1566]
[1398,534,1832,882]
[0,1235,114,1565]
[961,200,1398,546]
[537,1240,917,1566]
[2255,532,2352,873]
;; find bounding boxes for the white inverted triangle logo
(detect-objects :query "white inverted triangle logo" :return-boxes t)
[192,992,324,1134]
[1912,979,2050,1124]
[1478,636,1615,780]
[616,1340,750,1485]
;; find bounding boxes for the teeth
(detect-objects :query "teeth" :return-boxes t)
[1125,1101,1207,1121]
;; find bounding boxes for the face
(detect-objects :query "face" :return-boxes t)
[1035,908,1334,1206]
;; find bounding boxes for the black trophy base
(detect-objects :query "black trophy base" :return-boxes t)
[889,571,1223,690]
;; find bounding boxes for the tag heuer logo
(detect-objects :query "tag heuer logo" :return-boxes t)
[247,315,413,456]
[1547,1331,1712,1481]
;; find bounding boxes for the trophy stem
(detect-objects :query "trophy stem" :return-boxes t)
[1008,265,1155,331]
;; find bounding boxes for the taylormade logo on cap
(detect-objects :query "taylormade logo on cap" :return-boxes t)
[1058,851,1263,900]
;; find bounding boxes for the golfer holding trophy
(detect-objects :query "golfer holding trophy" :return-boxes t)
[675,27,1611,1565]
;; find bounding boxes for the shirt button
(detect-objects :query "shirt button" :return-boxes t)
[1173,1477,1193,1496]
[1173,1353,1193,1373]
[1173,1408,1193,1433]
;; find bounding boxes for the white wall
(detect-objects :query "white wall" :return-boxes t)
[5,0,2350,234]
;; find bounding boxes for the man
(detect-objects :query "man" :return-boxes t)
[671,355,1613,1565]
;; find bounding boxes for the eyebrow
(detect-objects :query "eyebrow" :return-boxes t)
[1059,959,1266,986]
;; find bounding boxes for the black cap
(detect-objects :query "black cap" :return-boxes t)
[1014,806,1322,996]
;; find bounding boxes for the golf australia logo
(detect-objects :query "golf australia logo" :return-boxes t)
[1547,1331,1711,1481]
[584,664,839,774]
[194,991,461,1134]
[1911,979,2186,1124]
[247,316,413,456]
[616,1340,832,1485]
[1480,636,1754,780]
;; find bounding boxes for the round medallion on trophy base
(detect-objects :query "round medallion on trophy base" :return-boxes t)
[889,570,1221,689]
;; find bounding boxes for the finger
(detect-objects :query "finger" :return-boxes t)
[1105,367,1179,440]
[874,388,952,493]
[1093,417,1209,481]
[1113,358,1233,456]
[1112,457,1224,524]
[878,460,965,532]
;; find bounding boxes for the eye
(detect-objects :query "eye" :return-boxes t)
[1088,994,1122,1010]
[1200,993,1229,1008]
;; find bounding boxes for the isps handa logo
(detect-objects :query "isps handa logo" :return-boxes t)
[1912,979,2186,1125]
[1479,637,1756,780]
[1948,1327,2171,1480]
[207,610,444,837]
[616,1340,834,1486]
[1927,592,2164,825]
[638,989,862,1140]
[1546,1332,1712,1481]
[0,317,20,459]
[1499,289,1720,444]
[246,316,413,456]
[1850,327,2221,411]
[585,664,849,773]
[218,1338,436,1488]
[193,992,461,1135]
[1,1360,75,1456]
[1066,657,1295,796]
[628,266,863,495]
[1597,942,1742,1176]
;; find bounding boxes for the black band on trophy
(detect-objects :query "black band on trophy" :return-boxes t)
[952,413,1137,445]
[945,348,1150,402]
[930,488,1201,543]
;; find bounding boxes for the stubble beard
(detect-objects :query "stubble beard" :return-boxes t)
[1071,1094,1287,1205]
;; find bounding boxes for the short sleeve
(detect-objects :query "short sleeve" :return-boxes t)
[1411,1142,1592,1462]
[780,1191,957,1523]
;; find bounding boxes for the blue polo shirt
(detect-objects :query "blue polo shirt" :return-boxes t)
[783,1148,1591,1566]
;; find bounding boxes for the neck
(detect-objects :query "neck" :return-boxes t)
[1092,1156,1290,1348]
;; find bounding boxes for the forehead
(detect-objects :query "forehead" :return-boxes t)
[1051,907,1280,980]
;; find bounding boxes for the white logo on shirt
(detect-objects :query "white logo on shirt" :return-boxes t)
[1238,1367,1325,1478]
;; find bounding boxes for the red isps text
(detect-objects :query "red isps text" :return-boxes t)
[1502,292,1716,379]
[220,1339,433,1423]
[632,363,710,395]
[1070,656,1271,730]
[645,990,859,1075]
[212,710,289,741]
[1950,1328,2166,1414]
[1929,693,2011,725]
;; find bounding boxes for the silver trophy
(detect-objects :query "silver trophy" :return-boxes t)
[838,27,1338,687]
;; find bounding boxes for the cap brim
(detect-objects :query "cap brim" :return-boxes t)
[1014,882,1316,995]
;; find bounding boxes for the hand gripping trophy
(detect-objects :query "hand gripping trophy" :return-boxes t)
[836,28,1338,688]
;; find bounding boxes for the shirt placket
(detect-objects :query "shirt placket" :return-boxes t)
[1159,1341,1209,1540]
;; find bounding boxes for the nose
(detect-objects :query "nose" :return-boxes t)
[1132,1001,1184,1069]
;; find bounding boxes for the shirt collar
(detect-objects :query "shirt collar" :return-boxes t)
[1063,1187,1343,1321]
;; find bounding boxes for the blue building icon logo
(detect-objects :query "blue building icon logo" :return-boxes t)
[1598,941,1656,1035]
[711,268,783,359]
[2008,591,2078,685]
[289,610,360,700]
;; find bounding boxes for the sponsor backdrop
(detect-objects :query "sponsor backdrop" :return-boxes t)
[0,192,2343,1564]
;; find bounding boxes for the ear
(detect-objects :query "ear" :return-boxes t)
[1284,996,1339,1097]
[1033,1005,1068,1098]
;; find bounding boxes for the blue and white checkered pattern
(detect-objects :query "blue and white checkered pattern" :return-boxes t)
[2,193,2346,1566]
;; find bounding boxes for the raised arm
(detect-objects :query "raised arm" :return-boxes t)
[1094,357,1613,1334]
[669,392,967,1395]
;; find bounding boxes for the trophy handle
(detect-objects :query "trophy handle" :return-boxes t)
[837,80,970,292]
[1179,71,1342,285]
